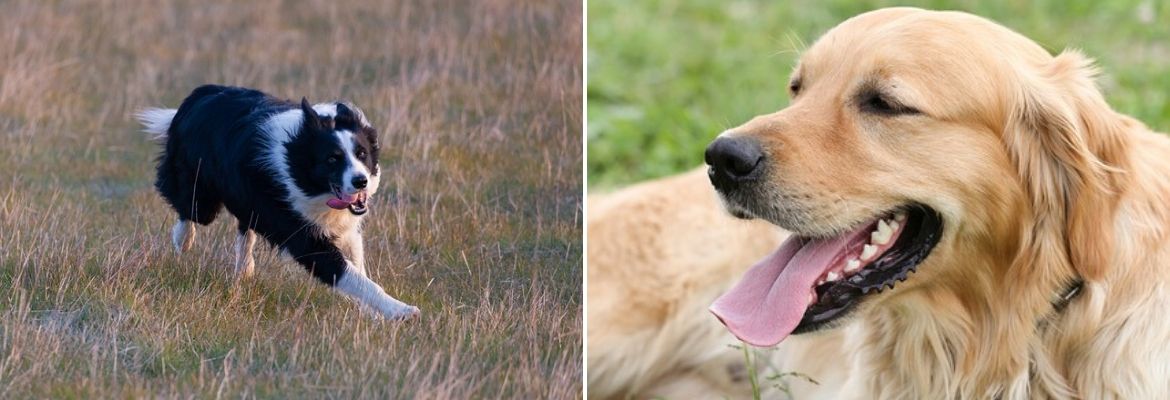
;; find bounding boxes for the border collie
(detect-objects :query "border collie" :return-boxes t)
[137,84,419,320]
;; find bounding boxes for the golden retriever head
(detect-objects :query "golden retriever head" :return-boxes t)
[708,8,1128,347]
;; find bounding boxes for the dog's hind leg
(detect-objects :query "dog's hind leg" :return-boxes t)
[172,220,196,253]
[165,188,221,254]
[234,228,257,278]
[157,157,222,253]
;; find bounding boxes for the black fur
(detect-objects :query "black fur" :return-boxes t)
[154,84,378,286]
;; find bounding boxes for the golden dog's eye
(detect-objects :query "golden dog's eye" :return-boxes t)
[860,92,919,116]
[789,79,802,96]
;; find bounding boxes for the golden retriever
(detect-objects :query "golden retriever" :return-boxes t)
[588,7,1170,399]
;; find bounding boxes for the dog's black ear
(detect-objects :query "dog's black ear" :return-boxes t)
[301,97,321,129]
[367,128,380,155]
[336,102,354,120]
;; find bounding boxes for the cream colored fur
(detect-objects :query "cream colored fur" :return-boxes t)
[587,7,1170,399]
[588,169,789,399]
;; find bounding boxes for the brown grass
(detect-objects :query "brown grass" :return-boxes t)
[0,0,582,398]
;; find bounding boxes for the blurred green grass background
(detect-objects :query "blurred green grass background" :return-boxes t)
[587,0,1170,188]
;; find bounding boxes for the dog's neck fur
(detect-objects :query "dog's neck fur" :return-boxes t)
[846,123,1170,400]
[850,280,1086,398]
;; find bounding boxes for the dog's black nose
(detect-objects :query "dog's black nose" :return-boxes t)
[352,175,368,189]
[705,136,764,186]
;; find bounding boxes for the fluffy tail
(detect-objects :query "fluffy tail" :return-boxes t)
[136,108,177,140]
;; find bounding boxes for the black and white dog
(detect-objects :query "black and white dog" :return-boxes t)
[137,84,419,320]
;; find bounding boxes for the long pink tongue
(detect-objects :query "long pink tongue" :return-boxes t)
[710,226,867,347]
[326,193,357,210]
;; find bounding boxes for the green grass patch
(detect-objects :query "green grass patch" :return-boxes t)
[588,0,1170,187]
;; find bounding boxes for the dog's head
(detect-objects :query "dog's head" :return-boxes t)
[286,98,381,216]
[708,8,1127,346]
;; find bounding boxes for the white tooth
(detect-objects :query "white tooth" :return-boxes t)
[846,259,861,272]
[871,221,892,245]
[894,212,907,222]
[890,221,900,232]
[861,244,877,260]
[826,271,840,282]
[808,292,816,305]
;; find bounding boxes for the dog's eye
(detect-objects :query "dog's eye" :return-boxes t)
[860,92,919,116]
[789,79,802,96]
[356,149,367,160]
[327,155,340,164]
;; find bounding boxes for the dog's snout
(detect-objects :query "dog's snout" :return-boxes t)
[705,136,764,188]
[352,175,368,190]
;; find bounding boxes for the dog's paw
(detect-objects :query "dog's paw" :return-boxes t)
[383,305,420,321]
[359,303,420,321]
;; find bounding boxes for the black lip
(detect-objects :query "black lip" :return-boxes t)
[791,205,944,334]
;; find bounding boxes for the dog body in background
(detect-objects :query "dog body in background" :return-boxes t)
[587,169,807,399]
[138,84,419,320]
[591,8,1170,399]
[587,170,848,399]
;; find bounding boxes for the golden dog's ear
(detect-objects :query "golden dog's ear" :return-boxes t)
[1004,50,1127,282]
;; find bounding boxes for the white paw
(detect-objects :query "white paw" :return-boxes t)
[357,303,419,321]
[379,304,420,321]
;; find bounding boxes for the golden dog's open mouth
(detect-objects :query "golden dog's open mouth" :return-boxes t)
[710,205,943,346]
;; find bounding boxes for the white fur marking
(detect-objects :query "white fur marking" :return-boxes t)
[335,264,418,319]
[335,130,371,194]
[136,108,178,140]
[337,230,366,275]
[368,165,381,194]
[172,220,195,253]
[258,109,323,230]
[312,103,338,118]
[234,230,256,277]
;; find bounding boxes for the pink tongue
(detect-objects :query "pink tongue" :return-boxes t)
[710,223,872,347]
[326,194,357,210]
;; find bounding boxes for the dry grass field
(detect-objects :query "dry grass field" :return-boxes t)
[0,0,582,398]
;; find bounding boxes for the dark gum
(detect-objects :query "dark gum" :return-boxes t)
[792,205,943,335]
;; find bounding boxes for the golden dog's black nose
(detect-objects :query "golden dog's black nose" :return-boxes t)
[705,136,764,188]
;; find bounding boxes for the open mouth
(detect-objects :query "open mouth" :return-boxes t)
[326,186,369,215]
[710,204,943,347]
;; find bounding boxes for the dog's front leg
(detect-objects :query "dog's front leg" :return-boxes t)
[279,230,418,320]
[336,230,367,276]
[335,262,419,320]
